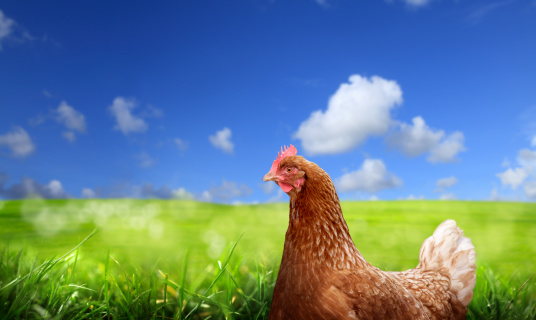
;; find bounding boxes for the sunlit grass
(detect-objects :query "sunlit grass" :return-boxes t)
[0,199,535,319]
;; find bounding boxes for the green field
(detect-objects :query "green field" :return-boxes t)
[0,199,535,319]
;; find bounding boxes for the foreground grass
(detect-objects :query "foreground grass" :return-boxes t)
[0,199,535,318]
[0,233,276,319]
[0,234,535,319]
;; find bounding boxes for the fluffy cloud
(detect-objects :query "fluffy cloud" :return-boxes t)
[387,117,466,163]
[496,147,536,198]
[200,179,252,203]
[517,149,536,168]
[56,101,86,132]
[496,167,529,190]
[172,188,195,200]
[0,9,34,50]
[336,158,402,193]
[294,75,403,155]
[387,117,442,156]
[0,174,69,199]
[524,181,536,199]
[0,126,36,158]
[427,131,466,163]
[435,176,458,192]
[109,97,148,135]
[55,101,86,142]
[0,10,15,50]
[293,75,465,161]
[209,127,234,154]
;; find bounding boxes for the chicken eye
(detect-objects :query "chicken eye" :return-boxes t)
[286,167,293,173]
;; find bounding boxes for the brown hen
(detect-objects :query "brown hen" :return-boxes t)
[263,145,476,320]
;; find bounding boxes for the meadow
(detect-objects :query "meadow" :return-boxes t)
[0,199,535,319]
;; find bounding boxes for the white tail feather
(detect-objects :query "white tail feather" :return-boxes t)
[418,219,476,306]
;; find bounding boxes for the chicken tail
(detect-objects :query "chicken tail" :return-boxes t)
[417,219,476,306]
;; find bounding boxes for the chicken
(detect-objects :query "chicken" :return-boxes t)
[262,145,476,320]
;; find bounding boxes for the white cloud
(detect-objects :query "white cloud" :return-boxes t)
[0,126,36,158]
[387,116,443,156]
[209,127,234,154]
[435,176,458,192]
[82,188,96,198]
[47,180,66,198]
[109,97,148,135]
[174,138,188,151]
[428,131,466,163]
[199,190,213,202]
[0,175,69,199]
[496,146,536,199]
[28,101,87,142]
[172,187,194,200]
[56,101,87,133]
[336,158,402,193]
[496,167,529,190]
[0,10,34,50]
[439,193,457,200]
[387,117,466,163]
[524,181,536,199]
[294,75,403,155]
[0,10,15,50]
[517,149,536,169]
[406,194,425,200]
[136,152,156,168]
[200,179,252,203]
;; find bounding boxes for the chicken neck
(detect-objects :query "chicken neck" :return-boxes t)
[283,173,368,270]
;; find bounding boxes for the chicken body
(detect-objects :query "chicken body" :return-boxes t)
[264,147,476,320]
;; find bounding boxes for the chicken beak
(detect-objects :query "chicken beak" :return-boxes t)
[263,171,277,182]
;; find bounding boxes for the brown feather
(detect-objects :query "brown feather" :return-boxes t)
[267,156,475,320]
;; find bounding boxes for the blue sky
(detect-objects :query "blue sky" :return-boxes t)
[1,0,535,203]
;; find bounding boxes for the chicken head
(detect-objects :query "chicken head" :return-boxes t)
[263,145,306,193]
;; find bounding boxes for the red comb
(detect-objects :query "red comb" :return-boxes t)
[270,145,297,172]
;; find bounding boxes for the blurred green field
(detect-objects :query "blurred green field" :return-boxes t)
[1,199,535,276]
[1,199,535,319]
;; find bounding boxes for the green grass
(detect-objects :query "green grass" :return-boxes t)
[0,199,535,319]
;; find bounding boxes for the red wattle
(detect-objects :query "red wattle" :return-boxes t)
[278,182,293,193]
